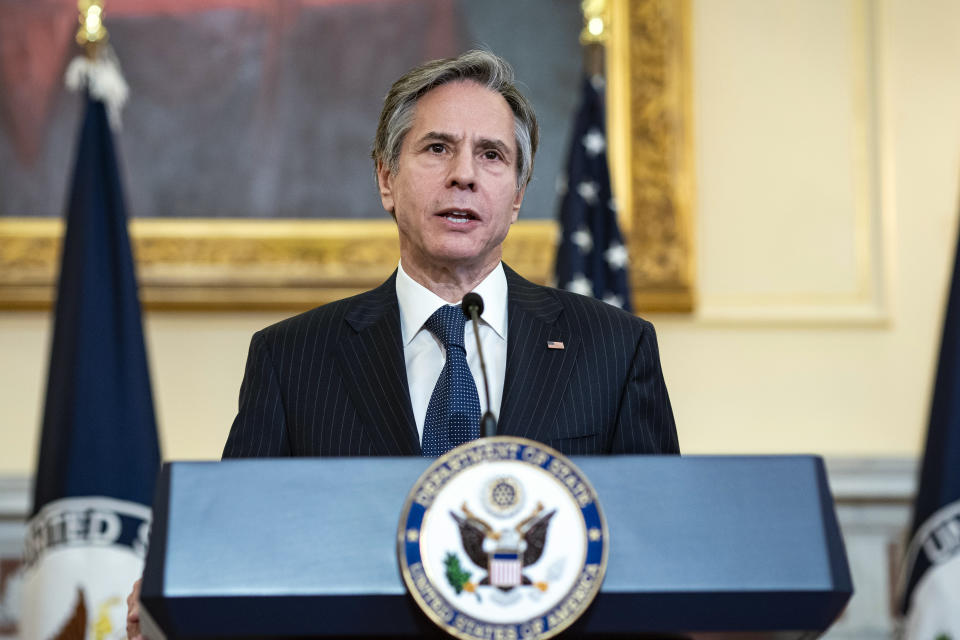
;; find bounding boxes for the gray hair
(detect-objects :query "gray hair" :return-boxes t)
[372,50,539,192]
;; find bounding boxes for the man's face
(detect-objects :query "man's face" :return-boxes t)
[377,80,526,276]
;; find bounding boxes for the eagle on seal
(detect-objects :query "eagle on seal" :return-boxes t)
[450,501,556,591]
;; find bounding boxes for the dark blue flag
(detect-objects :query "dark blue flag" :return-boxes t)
[897,215,960,636]
[21,93,160,638]
[554,75,631,312]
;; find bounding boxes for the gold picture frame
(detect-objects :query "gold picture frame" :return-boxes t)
[0,0,693,312]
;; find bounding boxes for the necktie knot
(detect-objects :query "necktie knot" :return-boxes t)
[425,305,466,350]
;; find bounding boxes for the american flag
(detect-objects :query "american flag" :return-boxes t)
[490,553,522,587]
[554,75,632,312]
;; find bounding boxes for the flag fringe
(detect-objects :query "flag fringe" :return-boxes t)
[65,46,129,131]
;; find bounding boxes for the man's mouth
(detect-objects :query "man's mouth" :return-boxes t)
[437,210,479,224]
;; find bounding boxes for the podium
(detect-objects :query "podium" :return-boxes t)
[140,456,852,638]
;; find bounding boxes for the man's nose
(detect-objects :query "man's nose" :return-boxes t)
[447,150,476,190]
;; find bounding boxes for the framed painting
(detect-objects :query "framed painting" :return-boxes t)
[0,0,693,311]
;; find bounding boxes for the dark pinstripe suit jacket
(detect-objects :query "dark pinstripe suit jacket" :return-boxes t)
[222,265,678,458]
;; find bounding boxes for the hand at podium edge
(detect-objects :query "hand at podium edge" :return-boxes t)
[126,578,146,640]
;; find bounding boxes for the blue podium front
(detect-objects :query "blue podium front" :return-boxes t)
[140,456,852,638]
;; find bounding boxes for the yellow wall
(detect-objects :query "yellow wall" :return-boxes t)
[0,311,287,472]
[2,0,959,472]
[661,0,960,455]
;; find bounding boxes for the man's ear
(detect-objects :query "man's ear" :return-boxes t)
[377,161,395,216]
[510,184,526,224]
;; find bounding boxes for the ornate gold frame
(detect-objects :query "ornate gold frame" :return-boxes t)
[0,0,693,312]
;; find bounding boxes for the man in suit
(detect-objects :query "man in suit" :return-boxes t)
[221,50,678,459]
[221,49,679,459]
[128,48,678,640]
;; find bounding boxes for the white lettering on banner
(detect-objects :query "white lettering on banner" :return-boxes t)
[24,496,151,566]
[923,510,960,565]
[134,520,151,557]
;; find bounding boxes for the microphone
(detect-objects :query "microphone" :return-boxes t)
[461,293,497,439]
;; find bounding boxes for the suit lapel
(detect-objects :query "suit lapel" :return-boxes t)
[337,273,420,455]
[499,266,581,443]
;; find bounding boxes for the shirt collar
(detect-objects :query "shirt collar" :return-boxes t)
[396,261,508,346]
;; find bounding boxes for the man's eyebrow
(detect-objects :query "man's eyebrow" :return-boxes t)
[416,131,459,145]
[476,138,512,159]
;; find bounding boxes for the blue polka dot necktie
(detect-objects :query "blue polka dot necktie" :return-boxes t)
[421,305,481,457]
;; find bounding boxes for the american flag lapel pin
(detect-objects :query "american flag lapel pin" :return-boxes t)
[547,340,565,350]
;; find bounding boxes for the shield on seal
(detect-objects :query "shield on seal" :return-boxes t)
[489,551,522,587]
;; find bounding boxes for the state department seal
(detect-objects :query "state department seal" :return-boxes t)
[398,436,608,640]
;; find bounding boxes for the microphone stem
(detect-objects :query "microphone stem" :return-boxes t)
[468,306,496,438]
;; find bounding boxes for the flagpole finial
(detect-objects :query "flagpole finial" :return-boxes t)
[66,0,129,128]
[580,0,608,45]
[580,0,607,78]
[76,0,108,58]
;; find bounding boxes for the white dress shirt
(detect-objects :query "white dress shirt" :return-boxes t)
[396,261,508,443]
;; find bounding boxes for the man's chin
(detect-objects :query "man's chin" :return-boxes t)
[428,238,487,260]
[407,246,501,275]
